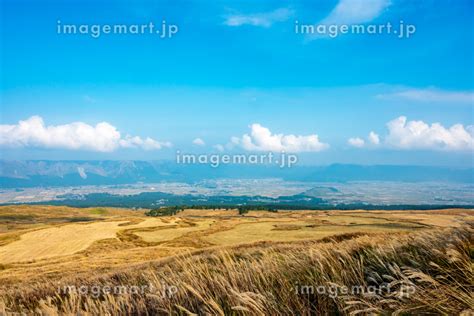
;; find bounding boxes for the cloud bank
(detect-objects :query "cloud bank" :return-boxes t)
[232,123,329,153]
[385,116,473,151]
[224,8,293,27]
[0,116,171,152]
[349,116,473,151]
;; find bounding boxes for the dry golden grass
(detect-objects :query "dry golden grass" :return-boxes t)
[203,219,423,246]
[0,205,144,247]
[0,217,189,264]
[0,224,472,315]
[0,221,133,263]
[0,205,140,221]
[135,219,215,243]
[0,205,473,315]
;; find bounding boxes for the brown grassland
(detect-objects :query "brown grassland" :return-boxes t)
[0,205,472,315]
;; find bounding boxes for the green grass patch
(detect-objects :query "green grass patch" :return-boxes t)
[88,208,108,215]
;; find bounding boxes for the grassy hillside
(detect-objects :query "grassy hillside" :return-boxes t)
[1,225,472,315]
[0,206,472,314]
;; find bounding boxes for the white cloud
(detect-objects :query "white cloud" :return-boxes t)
[213,144,225,152]
[119,135,171,150]
[0,116,171,152]
[192,138,206,146]
[230,136,240,146]
[348,137,365,148]
[351,117,474,151]
[232,123,329,153]
[321,0,390,25]
[348,132,379,148]
[224,8,294,27]
[376,88,474,104]
[368,131,380,145]
[385,116,474,151]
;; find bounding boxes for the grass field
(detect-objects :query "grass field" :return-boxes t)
[0,205,472,314]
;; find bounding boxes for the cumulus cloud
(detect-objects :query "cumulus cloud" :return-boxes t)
[0,116,171,152]
[349,117,473,151]
[348,137,365,147]
[224,8,293,27]
[377,88,474,104]
[192,138,206,146]
[321,0,390,25]
[348,132,379,148]
[368,131,380,145]
[385,116,474,151]
[232,123,329,153]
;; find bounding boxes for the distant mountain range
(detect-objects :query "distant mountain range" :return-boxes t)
[0,160,473,188]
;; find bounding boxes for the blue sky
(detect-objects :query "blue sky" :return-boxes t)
[0,0,473,166]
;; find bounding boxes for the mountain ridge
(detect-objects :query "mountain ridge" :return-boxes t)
[1,160,472,188]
